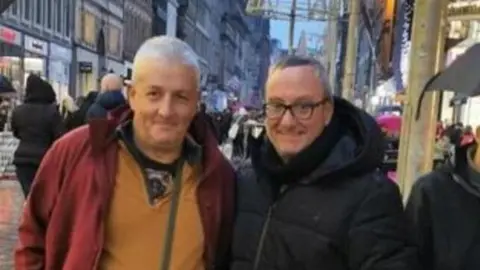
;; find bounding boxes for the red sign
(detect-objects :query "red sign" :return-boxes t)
[0,27,17,44]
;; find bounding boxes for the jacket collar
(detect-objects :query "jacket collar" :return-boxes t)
[87,104,223,177]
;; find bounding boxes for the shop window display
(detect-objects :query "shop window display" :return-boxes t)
[0,56,22,92]
[0,42,23,93]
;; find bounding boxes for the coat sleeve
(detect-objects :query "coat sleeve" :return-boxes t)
[11,109,19,138]
[347,174,421,270]
[215,162,235,270]
[405,176,434,270]
[14,142,64,270]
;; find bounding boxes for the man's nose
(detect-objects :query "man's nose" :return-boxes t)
[278,109,296,127]
[156,95,174,117]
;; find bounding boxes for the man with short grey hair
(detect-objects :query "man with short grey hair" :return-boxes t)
[230,55,419,270]
[15,36,235,270]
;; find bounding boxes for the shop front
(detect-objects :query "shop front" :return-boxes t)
[23,35,49,88]
[0,24,23,92]
[48,43,71,102]
[76,48,98,95]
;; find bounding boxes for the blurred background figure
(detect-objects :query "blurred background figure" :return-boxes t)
[59,94,78,121]
[11,74,64,197]
[63,91,98,131]
[86,73,126,120]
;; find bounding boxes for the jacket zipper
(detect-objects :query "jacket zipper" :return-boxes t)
[252,184,290,270]
[253,203,275,270]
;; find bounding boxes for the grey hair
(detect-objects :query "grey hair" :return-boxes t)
[270,55,333,101]
[132,36,201,86]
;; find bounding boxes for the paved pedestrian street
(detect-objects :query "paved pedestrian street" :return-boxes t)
[0,181,23,270]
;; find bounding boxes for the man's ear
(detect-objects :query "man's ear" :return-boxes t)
[126,85,135,104]
[325,102,334,125]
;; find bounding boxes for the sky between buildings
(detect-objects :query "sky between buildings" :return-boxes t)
[270,20,326,49]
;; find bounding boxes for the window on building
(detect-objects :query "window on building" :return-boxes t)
[108,25,121,56]
[196,3,207,29]
[23,0,31,21]
[82,11,97,46]
[64,0,71,37]
[195,31,208,59]
[9,1,19,17]
[126,13,132,51]
[187,0,197,19]
[45,0,53,30]
[132,15,137,52]
[184,22,195,51]
[35,0,42,25]
[55,0,63,33]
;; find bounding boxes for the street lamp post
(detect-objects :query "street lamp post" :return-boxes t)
[342,0,360,101]
[396,0,448,201]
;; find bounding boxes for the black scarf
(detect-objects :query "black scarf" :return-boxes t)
[251,115,342,186]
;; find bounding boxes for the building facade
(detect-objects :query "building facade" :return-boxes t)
[0,0,74,99]
[152,0,167,37]
[123,0,153,78]
[74,0,124,96]
[168,0,269,108]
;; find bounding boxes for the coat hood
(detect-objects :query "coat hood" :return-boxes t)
[250,97,385,183]
[24,74,56,104]
[310,98,385,180]
[444,143,480,198]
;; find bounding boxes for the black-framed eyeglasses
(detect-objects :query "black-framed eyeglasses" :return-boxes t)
[263,97,329,120]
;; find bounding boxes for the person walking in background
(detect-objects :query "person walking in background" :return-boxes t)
[86,73,126,120]
[15,36,235,270]
[59,94,79,120]
[11,74,64,197]
[64,90,98,131]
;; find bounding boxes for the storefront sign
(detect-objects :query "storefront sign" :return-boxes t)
[24,35,48,56]
[49,43,72,62]
[448,1,480,17]
[79,61,93,73]
[0,24,21,46]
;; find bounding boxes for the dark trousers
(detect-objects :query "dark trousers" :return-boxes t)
[15,164,39,197]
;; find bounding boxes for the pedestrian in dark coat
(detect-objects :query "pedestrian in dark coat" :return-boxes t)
[64,91,98,131]
[11,74,64,196]
[406,142,480,270]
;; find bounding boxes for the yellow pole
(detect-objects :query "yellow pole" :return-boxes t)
[342,0,360,101]
[396,0,448,201]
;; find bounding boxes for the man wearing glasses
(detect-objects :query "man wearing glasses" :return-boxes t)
[230,56,419,270]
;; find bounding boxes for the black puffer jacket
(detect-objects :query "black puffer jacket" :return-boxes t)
[12,74,64,165]
[406,144,480,270]
[231,98,419,270]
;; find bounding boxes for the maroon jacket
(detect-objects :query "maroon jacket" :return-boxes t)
[15,108,235,270]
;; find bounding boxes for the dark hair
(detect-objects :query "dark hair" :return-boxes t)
[24,74,56,104]
[270,55,332,100]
